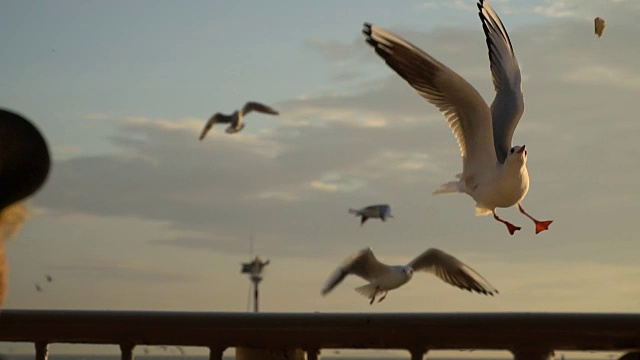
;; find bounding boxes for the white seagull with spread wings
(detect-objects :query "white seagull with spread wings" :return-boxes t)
[199,101,279,141]
[362,0,552,235]
[321,247,498,305]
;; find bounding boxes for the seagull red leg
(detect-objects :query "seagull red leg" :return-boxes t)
[493,210,521,235]
[518,204,553,234]
[377,291,388,303]
[369,286,379,305]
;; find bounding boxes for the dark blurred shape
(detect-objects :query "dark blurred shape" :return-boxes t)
[619,352,640,360]
[0,109,51,211]
[0,108,51,307]
[594,17,605,38]
[35,283,43,292]
[241,256,270,274]
[46,274,53,282]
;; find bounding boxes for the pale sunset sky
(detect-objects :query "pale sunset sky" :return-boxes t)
[1,0,639,357]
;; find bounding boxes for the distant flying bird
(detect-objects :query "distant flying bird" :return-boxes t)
[45,275,52,282]
[199,101,279,140]
[35,283,42,292]
[362,0,552,235]
[594,17,605,38]
[348,204,393,225]
[321,247,498,305]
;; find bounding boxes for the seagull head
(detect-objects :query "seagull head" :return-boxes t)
[507,145,527,166]
[379,205,393,219]
[401,266,414,278]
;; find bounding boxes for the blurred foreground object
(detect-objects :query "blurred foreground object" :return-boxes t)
[594,17,605,38]
[0,108,51,306]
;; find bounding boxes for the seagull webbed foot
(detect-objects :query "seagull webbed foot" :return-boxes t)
[518,204,553,234]
[493,210,521,235]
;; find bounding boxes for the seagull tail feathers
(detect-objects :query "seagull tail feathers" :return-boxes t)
[432,180,464,195]
[354,283,379,298]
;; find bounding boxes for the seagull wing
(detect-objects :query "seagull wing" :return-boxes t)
[478,0,525,163]
[408,248,498,295]
[241,102,279,116]
[321,248,390,296]
[363,23,497,174]
[199,115,219,141]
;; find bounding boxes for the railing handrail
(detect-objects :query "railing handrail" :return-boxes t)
[0,310,639,352]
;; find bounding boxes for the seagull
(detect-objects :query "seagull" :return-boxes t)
[348,204,393,225]
[362,0,552,235]
[321,247,497,305]
[45,274,52,282]
[199,101,279,141]
[594,17,605,38]
[35,283,42,292]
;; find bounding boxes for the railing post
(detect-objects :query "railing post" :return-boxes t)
[306,348,320,360]
[619,352,640,360]
[208,346,225,360]
[408,347,426,360]
[34,341,48,360]
[119,343,134,360]
[512,348,554,360]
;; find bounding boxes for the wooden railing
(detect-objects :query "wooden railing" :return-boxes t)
[0,310,639,360]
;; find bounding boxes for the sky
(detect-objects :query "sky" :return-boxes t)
[1,0,640,357]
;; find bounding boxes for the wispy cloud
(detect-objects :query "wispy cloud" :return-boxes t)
[534,1,577,18]
[51,259,193,283]
[562,65,640,90]
[310,181,340,193]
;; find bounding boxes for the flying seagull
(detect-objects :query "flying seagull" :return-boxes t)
[199,101,279,141]
[348,204,393,225]
[594,17,605,38]
[45,274,52,282]
[321,247,498,305]
[362,0,552,235]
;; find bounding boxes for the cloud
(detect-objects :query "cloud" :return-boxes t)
[85,113,111,121]
[309,174,365,193]
[304,39,359,65]
[278,103,392,128]
[534,1,576,18]
[533,0,640,21]
[150,236,220,251]
[30,0,640,269]
[447,0,475,12]
[421,2,440,10]
[51,258,193,283]
[310,181,340,193]
[562,65,640,90]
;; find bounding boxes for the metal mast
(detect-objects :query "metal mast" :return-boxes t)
[241,235,269,312]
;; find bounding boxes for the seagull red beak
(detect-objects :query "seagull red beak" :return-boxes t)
[517,145,526,154]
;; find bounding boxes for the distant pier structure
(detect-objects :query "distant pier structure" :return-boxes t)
[241,255,270,313]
